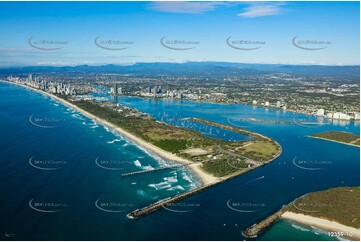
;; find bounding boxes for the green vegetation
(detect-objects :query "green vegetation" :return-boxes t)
[71,100,280,178]
[286,187,360,229]
[74,100,214,151]
[188,118,281,162]
[153,139,188,152]
[202,156,248,177]
[310,131,360,146]
[240,141,279,161]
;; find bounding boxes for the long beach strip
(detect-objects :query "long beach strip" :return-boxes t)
[4,80,282,219]
[2,80,217,185]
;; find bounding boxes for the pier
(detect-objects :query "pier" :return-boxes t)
[121,164,184,177]
[121,162,200,177]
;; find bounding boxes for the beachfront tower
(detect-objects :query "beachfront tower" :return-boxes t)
[114,83,118,94]
[276,101,281,108]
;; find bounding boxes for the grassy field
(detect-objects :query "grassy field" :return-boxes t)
[310,131,360,146]
[235,140,278,161]
[286,187,360,229]
[72,100,280,178]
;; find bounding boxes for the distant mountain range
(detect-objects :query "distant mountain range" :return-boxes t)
[0,62,359,79]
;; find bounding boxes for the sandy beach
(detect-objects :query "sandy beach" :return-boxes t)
[4,81,218,186]
[282,211,360,240]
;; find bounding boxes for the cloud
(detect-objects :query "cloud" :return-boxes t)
[238,2,287,18]
[148,1,227,14]
[149,2,287,17]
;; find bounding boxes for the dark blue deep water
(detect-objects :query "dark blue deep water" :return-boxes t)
[0,82,359,240]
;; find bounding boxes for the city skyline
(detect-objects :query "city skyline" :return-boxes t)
[0,1,359,67]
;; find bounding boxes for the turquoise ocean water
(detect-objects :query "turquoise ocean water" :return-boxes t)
[0,82,359,240]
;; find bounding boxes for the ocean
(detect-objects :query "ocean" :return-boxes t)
[0,82,359,240]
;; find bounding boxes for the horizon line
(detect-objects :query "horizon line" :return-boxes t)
[0,61,360,68]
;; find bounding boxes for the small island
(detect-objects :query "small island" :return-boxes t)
[308,131,360,147]
[243,187,360,240]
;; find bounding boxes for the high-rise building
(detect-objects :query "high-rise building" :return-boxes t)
[27,74,33,83]
[332,112,349,120]
[316,109,325,116]
[354,113,360,120]
[114,83,118,94]
[276,101,281,108]
[57,84,62,94]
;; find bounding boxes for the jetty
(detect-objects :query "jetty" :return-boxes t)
[127,165,257,219]
[127,183,216,219]
[127,138,282,219]
[121,164,187,177]
[127,149,281,219]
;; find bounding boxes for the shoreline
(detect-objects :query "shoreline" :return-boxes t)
[242,208,360,241]
[130,94,314,117]
[242,187,360,240]
[281,211,360,241]
[307,135,360,147]
[130,94,360,121]
[1,80,217,186]
[4,80,284,219]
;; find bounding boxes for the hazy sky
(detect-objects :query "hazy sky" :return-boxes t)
[0,1,359,66]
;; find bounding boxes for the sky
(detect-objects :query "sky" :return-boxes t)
[0,1,359,66]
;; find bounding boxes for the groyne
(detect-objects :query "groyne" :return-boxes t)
[242,208,286,238]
